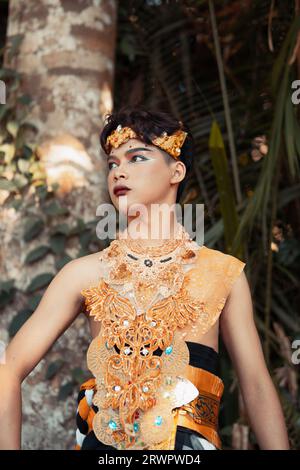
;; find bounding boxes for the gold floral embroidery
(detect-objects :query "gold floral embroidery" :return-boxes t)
[82,278,206,449]
[81,227,246,449]
[87,330,190,448]
[97,225,202,313]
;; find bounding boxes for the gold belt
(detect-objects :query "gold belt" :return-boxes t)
[152,365,224,450]
[80,366,224,450]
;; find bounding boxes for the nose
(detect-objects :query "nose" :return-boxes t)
[113,163,128,181]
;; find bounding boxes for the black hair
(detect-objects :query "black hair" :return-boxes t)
[99,105,195,203]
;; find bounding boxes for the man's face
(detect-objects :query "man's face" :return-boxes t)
[106,138,180,214]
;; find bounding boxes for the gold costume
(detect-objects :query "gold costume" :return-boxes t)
[76,223,246,450]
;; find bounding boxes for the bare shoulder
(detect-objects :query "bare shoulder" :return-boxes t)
[0,249,106,383]
[219,268,271,384]
[226,269,250,305]
[64,250,105,292]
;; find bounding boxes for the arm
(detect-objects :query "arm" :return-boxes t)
[0,258,88,450]
[220,271,290,450]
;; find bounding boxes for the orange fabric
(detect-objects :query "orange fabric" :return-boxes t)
[78,398,90,421]
[75,378,97,450]
[80,378,96,391]
[77,237,246,450]
[170,365,223,449]
[75,368,223,450]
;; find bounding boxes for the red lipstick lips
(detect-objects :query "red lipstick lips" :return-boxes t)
[114,185,131,196]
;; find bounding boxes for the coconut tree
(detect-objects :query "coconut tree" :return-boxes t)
[0,0,117,450]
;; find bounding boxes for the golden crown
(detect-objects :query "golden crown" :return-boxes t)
[105,124,188,160]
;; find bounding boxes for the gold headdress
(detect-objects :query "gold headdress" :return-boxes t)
[105,124,188,160]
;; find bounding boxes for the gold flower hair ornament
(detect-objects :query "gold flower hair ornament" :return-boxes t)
[105,124,188,160]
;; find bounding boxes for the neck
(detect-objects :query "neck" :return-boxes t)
[119,211,181,248]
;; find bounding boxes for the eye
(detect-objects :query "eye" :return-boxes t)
[131,155,146,163]
[108,161,117,170]
[108,155,146,170]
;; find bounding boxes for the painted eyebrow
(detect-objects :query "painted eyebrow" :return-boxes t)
[107,147,153,159]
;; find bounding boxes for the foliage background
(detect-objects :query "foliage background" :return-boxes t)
[0,0,300,450]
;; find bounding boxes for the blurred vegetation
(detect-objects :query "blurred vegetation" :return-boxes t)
[0,0,300,449]
[0,1,105,401]
[111,0,300,449]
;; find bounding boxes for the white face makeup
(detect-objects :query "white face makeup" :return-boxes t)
[106,138,186,214]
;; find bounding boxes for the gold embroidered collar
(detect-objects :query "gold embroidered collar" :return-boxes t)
[81,224,246,449]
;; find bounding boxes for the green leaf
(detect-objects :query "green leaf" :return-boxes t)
[14,174,28,188]
[49,233,66,255]
[24,245,50,264]
[119,35,138,62]
[209,120,242,257]
[9,199,22,211]
[55,255,73,271]
[22,145,33,159]
[23,217,44,241]
[278,184,300,209]
[17,94,32,105]
[0,143,15,163]
[44,201,69,216]
[52,223,70,236]
[6,33,25,62]
[0,67,20,80]
[26,294,42,311]
[58,381,74,401]
[26,273,54,293]
[0,280,15,308]
[8,309,32,337]
[271,15,300,95]
[69,218,88,236]
[17,158,31,174]
[50,183,60,192]
[6,121,19,138]
[0,280,15,291]
[284,98,299,179]
[45,360,64,380]
[0,178,16,191]
[79,230,92,248]
[0,104,8,121]
[35,185,48,201]
[71,367,86,385]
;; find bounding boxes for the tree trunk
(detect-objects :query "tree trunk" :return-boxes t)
[4,0,117,214]
[1,0,117,450]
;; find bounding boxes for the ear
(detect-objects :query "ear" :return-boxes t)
[170,161,186,184]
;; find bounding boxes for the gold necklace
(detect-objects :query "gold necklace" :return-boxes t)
[119,223,191,257]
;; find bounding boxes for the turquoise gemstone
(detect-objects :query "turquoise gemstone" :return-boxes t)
[108,419,117,430]
[165,345,173,355]
[155,416,163,426]
[133,422,139,432]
